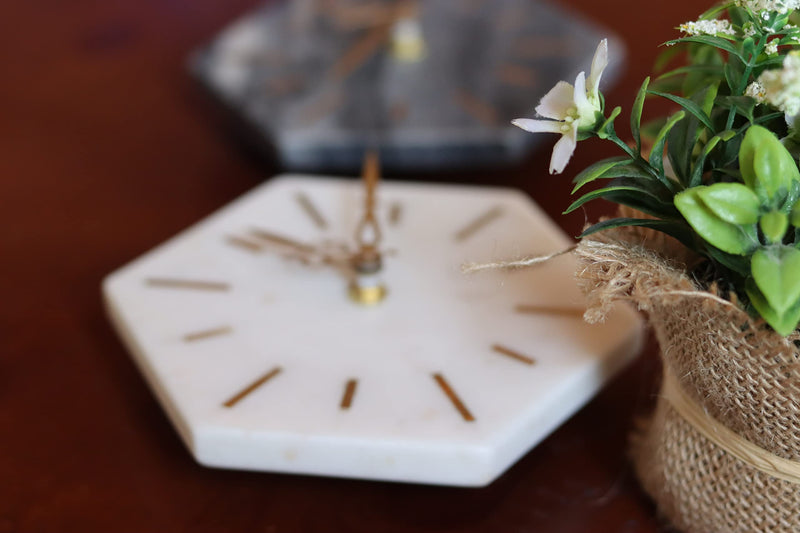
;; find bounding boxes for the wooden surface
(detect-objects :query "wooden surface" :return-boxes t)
[2,1,701,531]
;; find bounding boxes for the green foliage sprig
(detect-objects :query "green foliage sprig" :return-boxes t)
[513,1,800,334]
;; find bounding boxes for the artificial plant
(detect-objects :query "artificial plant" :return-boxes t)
[514,0,800,334]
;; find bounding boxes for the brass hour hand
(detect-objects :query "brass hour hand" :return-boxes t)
[248,228,353,271]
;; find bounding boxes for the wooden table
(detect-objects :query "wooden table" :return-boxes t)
[2,1,701,531]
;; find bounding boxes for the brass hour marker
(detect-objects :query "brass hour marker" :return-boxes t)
[515,304,585,318]
[432,373,475,422]
[340,379,358,410]
[223,366,283,408]
[454,89,499,127]
[145,278,230,292]
[225,235,263,253]
[388,202,403,226]
[491,344,536,366]
[329,22,392,80]
[183,326,233,342]
[454,206,504,242]
[498,64,537,88]
[295,192,328,229]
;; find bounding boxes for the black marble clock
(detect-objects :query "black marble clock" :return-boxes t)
[191,0,622,172]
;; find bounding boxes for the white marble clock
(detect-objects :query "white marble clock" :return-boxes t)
[103,174,642,486]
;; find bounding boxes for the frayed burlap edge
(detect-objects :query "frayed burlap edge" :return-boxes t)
[574,226,800,533]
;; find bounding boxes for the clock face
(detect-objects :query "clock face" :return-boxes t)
[190,0,622,172]
[103,175,642,486]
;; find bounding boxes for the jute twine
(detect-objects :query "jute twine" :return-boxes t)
[575,226,800,533]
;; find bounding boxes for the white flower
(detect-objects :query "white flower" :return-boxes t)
[746,80,767,102]
[679,19,736,36]
[766,39,780,55]
[758,51,800,115]
[512,39,608,174]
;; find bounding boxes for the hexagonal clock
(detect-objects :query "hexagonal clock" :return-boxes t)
[190,0,623,171]
[103,174,642,486]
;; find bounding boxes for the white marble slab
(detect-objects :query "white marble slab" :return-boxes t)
[103,175,643,486]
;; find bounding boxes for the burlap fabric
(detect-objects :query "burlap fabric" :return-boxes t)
[574,228,800,533]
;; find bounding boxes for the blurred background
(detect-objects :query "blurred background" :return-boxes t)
[2,1,700,531]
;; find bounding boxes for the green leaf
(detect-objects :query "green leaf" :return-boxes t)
[579,217,695,249]
[746,277,800,335]
[716,133,744,174]
[683,42,725,95]
[666,84,719,185]
[648,75,684,95]
[728,5,748,27]
[654,42,684,71]
[594,162,659,180]
[724,60,741,95]
[752,129,800,199]
[564,178,675,217]
[675,188,758,255]
[664,35,744,60]
[649,110,685,179]
[631,77,649,153]
[717,95,757,122]
[738,124,799,202]
[751,246,800,313]
[790,201,800,227]
[706,245,752,277]
[739,125,760,190]
[571,156,632,192]
[601,192,679,220]
[699,78,719,116]
[756,55,786,70]
[564,185,653,215]
[760,211,789,243]
[648,89,715,131]
[641,117,667,141]
[742,36,756,62]
[699,2,732,21]
[752,111,786,127]
[696,183,760,224]
[656,64,725,81]
[689,130,737,187]
[596,106,622,140]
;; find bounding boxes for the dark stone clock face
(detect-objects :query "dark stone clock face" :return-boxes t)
[191,0,621,172]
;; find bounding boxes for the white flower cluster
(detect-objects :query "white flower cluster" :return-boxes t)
[679,19,736,36]
[746,80,768,101]
[758,51,800,115]
[735,0,799,12]
[742,22,758,37]
[766,39,780,54]
[735,0,800,16]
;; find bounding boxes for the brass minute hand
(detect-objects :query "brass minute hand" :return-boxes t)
[348,150,387,305]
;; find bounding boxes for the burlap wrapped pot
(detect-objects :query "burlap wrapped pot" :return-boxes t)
[574,228,800,533]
